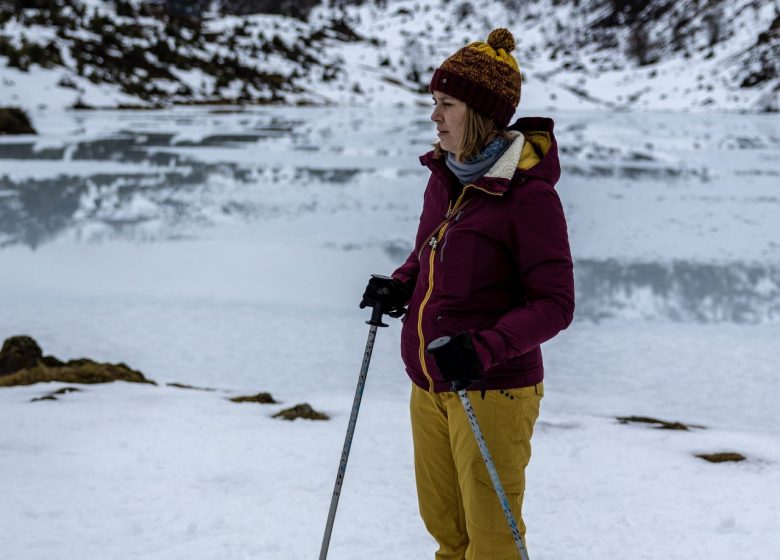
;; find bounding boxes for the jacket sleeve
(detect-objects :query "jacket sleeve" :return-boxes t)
[392,250,419,289]
[472,185,575,372]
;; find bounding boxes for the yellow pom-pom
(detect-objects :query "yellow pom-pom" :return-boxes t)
[487,28,515,53]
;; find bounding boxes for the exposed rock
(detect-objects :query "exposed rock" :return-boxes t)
[30,394,57,402]
[167,382,216,392]
[30,386,82,402]
[219,0,320,18]
[0,335,155,387]
[273,403,328,421]
[696,452,746,463]
[0,335,43,375]
[230,392,277,404]
[616,415,705,431]
[0,107,36,135]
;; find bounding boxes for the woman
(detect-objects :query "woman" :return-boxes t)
[360,28,574,559]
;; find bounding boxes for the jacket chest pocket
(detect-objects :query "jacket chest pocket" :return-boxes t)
[439,225,508,298]
[437,226,477,299]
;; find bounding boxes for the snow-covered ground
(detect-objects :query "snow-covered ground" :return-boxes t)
[1,106,779,559]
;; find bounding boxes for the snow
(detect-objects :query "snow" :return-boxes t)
[1,105,779,559]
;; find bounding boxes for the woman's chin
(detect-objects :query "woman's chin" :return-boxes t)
[439,140,454,153]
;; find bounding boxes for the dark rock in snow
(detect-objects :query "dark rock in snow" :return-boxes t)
[273,403,329,421]
[30,394,58,402]
[0,107,36,135]
[30,386,82,402]
[0,336,43,375]
[0,335,155,387]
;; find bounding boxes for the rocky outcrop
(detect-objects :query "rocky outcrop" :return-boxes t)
[0,335,48,374]
[0,107,36,135]
[0,335,155,386]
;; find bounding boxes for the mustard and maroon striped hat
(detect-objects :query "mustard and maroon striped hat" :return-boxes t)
[429,28,521,129]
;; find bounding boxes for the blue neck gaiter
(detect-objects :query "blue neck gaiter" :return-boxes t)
[445,136,511,184]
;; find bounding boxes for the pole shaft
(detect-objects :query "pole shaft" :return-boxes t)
[319,324,379,560]
[456,389,531,560]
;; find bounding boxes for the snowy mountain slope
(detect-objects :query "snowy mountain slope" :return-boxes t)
[326,0,780,112]
[0,0,352,110]
[0,0,778,112]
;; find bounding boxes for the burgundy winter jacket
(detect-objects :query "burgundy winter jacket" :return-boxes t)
[392,117,574,392]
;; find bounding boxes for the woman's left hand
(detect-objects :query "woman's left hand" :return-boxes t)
[426,332,484,389]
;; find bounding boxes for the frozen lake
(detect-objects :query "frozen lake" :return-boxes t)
[1,106,779,559]
[2,106,780,323]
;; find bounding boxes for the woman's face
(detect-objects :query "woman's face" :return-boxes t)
[431,91,467,155]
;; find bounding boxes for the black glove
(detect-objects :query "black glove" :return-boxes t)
[359,275,410,318]
[426,332,484,391]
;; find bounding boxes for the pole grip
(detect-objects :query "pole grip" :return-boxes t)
[451,379,471,392]
[366,302,388,327]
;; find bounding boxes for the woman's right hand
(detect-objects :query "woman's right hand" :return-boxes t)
[359,275,410,318]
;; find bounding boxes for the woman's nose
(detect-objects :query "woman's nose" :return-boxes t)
[431,107,441,122]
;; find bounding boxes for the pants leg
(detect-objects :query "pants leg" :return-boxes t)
[411,383,542,560]
[410,385,468,560]
[448,384,543,560]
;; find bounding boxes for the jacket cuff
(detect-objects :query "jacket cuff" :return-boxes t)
[469,330,496,373]
[391,275,415,300]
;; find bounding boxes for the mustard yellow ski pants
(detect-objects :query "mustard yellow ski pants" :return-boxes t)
[410,382,543,560]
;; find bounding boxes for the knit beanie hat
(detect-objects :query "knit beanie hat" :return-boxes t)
[429,28,521,129]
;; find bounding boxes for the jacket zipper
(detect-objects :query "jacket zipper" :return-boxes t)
[415,188,471,391]
[416,223,450,391]
[439,210,462,263]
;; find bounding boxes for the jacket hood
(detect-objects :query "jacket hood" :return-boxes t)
[420,116,560,195]
[508,116,560,186]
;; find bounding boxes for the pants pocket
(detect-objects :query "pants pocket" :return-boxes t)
[464,457,526,534]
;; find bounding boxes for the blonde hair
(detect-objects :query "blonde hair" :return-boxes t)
[434,107,513,162]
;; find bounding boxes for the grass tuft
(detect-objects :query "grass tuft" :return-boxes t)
[616,415,704,430]
[230,392,277,404]
[696,452,746,463]
[0,361,154,387]
[168,382,216,392]
[272,403,328,421]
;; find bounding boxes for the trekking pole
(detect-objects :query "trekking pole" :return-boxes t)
[319,293,389,560]
[427,337,531,560]
[455,387,531,560]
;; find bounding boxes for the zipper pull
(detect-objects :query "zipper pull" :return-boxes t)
[428,237,438,250]
[445,208,453,219]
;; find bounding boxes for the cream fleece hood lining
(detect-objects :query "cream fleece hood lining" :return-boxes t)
[484,131,524,180]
